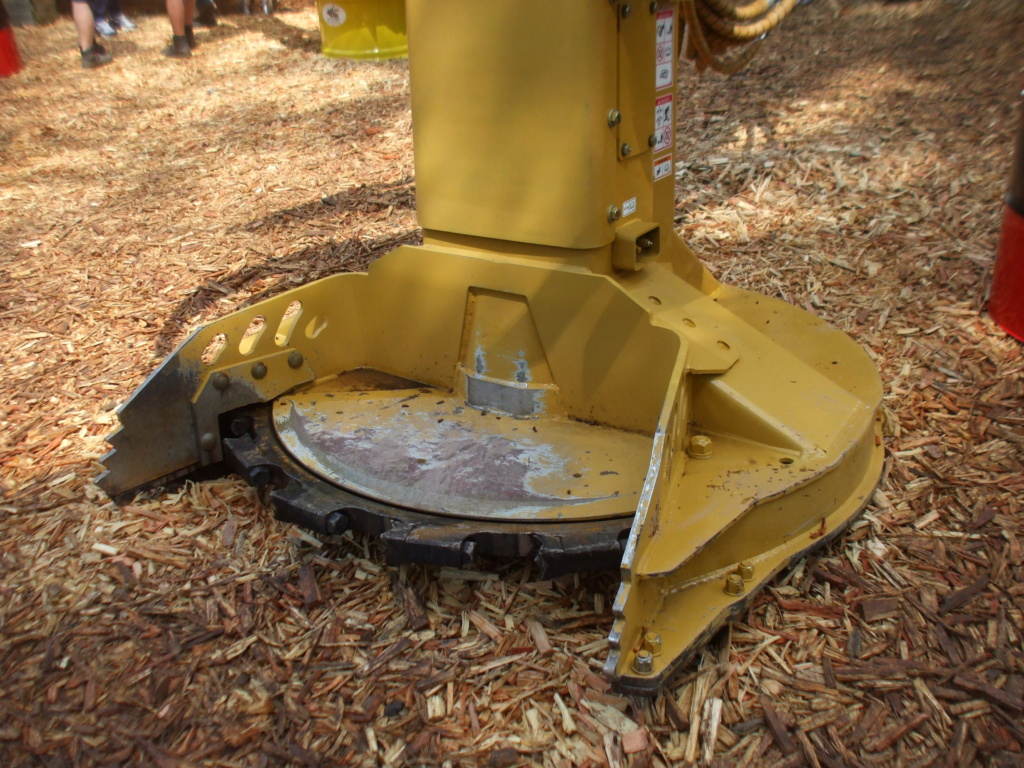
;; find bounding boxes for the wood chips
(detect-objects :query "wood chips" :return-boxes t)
[1,0,1022,765]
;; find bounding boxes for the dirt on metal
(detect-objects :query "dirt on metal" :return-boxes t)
[1,0,1022,765]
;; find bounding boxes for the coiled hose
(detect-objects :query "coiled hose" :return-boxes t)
[679,0,799,74]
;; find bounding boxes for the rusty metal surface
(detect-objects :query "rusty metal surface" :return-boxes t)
[273,373,650,522]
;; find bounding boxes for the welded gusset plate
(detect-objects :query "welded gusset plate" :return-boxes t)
[223,405,633,578]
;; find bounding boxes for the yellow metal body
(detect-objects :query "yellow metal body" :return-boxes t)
[317,0,408,61]
[101,0,883,692]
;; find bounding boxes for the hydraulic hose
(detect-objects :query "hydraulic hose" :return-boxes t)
[702,0,776,21]
[697,0,799,41]
[679,0,798,74]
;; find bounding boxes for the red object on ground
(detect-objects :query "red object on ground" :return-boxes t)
[0,0,22,78]
[990,204,1024,341]
[989,86,1024,341]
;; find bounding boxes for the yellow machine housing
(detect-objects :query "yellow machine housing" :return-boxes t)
[99,0,883,692]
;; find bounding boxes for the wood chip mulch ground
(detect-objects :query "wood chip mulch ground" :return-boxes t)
[1,0,1022,765]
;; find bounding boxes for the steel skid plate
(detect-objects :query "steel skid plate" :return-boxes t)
[99,243,883,693]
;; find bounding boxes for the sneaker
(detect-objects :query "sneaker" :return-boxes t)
[80,42,113,69]
[111,13,137,30]
[185,25,197,49]
[195,1,218,26]
[95,18,117,37]
[162,35,192,58]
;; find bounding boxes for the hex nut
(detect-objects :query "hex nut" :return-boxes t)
[288,351,304,369]
[621,143,632,157]
[687,434,713,459]
[251,362,267,380]
[724,573,745,596]
[608,109,623,128]
[608,205,622,222]
[632,649,654,674]
[643,632,663,656]
[738,561,755,580]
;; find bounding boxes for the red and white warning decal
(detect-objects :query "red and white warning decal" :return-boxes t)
[655,9,674,90]
[653,154,672,182]
[654,94,672,154]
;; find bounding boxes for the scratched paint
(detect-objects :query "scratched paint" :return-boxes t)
[273,375,652,522]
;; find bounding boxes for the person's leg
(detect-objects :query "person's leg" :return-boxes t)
[72,0,113,67]
[195,0,217,27]
[108,0,137,30]
[71,0,97,50]
[166,0,185,35]
[88,0,109,22]
[165,0,193,56]
[182,0,197,49]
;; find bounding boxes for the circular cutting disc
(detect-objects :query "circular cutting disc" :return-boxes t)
[272,372,651,523]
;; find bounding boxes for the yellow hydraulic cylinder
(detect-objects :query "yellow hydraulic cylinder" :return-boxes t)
[99,0,883,692]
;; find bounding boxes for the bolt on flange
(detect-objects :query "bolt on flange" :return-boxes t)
[642,632,663,656]
[724,573,745,596]
[687,434,713,459]
[632,649,654,674]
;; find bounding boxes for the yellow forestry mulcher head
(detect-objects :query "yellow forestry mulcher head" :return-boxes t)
[99,0,881,693]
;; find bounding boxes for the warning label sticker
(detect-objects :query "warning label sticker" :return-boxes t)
[655,10,674,90]
[321,3,347,26]
[623,197,637,217]
[654,94,672,154]
[653,155,672,182]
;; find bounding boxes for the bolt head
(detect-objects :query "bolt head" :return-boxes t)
[212,372,230,390]
[607,109,622,128]
[687,434,713,459]
[608,205,622,223]
[251,362,267,380]
[199,432,217,452]
[648,134,657,147]
[738,561,755,580]
[288,351,304,369]
[643,632,663,656]
[632,649,654,674]
[621,4,631,17]
[621,143,632,157]
[724,573,745,596]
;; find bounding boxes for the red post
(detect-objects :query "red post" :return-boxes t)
[0,0,22,78]
[989,85,1024,341]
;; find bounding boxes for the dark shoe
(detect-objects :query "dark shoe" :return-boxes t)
[185,25,197,49]
[162,35,192,58]
[95,19,117,37]
[80,42,113,68]
[111,13,137,30]
[195,1,218,26]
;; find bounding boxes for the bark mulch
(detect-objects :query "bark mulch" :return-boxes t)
[0,0,1022,765]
